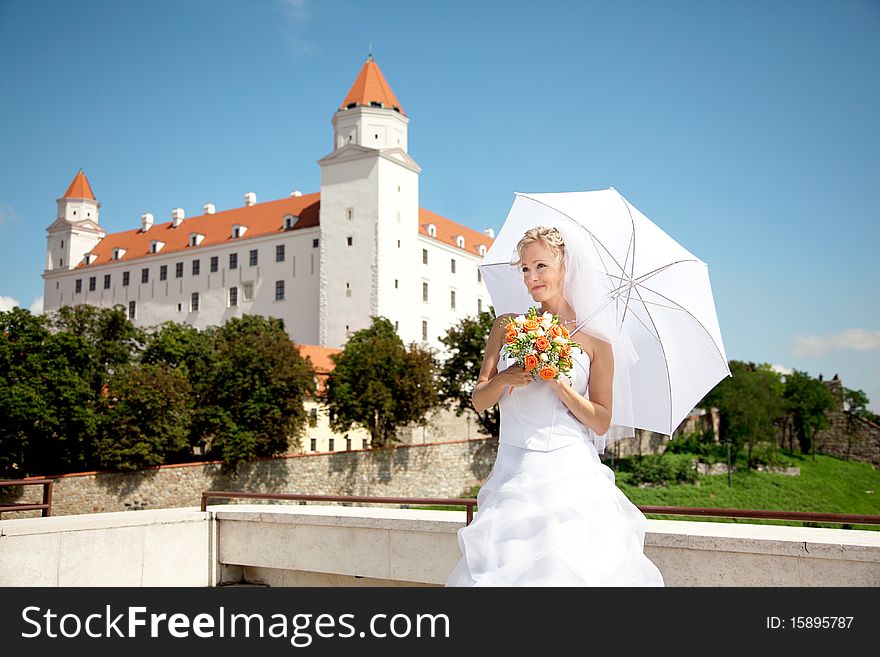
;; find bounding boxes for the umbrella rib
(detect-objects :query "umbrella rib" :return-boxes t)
[626,279,675,435]
[606,259,702,292]
[616,193,638,329]
[632,280,730,369]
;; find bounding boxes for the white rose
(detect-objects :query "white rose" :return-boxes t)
[553,336,566,344]
[541,318,552,330]
[541,353,549,362]
[537,328,545,336]
[515,315,526,325]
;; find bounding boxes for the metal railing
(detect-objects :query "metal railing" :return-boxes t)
[200,491,880,527]
[201,491,478,525]
[0,479,54,518]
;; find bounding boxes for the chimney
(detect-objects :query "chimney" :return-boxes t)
[203,203,215,215]
[244,192,256,206]
[171,208,185,227]
[291,190,303,197]
[141,213,154,232]
[483,227,495,238]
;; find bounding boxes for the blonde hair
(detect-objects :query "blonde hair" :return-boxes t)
[512,225,566,269]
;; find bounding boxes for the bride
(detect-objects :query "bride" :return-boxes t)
[445,226,665,586]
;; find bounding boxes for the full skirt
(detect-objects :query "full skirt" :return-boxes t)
[445,440,665,586]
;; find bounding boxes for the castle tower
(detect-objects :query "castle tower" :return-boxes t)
[318,57,421,347]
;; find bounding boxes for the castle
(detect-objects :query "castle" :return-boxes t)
[41,57,495,355]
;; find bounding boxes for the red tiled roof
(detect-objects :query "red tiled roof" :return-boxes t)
[74,191,493,268]
[298,344,341,374]
[340,57,405,116]
[76,193,320,267]
[63,170,96,200]
[418,207,493,256]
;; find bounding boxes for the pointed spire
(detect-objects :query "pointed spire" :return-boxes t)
[339,57,404,115]
[63,169,96,200]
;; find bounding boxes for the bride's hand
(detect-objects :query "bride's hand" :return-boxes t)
[545,374,573,392]
[500,366,533,389]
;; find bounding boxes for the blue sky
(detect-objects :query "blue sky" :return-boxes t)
[1,0,878,409]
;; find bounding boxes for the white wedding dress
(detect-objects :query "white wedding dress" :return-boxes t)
[445,348,665,587]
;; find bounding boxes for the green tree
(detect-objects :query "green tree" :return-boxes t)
[324,316,441,447]
[701,360,786,468]
[200,315,315,464]
[47,304,144,396]
[784,370,835,460]
[843,387,880,425]
[438,310,499,437]
[94,362,194,471]
[0,307,98,477]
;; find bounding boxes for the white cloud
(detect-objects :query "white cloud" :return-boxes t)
[0,203,21,225]
[0,295,22,311]
[29,296,44,315]
[279,0,308,21]
[792,329,880,357]
[770,363,792,376]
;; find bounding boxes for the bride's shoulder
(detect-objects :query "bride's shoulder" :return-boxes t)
[569,331,612,364]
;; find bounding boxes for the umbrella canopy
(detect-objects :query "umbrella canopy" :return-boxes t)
[480,188,730,436]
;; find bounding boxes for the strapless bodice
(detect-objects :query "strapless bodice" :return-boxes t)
[497,347,592,452]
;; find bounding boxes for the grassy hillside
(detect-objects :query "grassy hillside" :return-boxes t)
[616,452,880,530]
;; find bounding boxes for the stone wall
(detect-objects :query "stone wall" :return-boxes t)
[1,439,500,519]
[814,376,880,466]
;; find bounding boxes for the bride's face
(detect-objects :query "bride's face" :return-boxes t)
[520,240,564,303]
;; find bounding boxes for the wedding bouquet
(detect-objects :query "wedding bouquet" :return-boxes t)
[502,306,584,392]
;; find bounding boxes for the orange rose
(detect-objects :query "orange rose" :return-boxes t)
[523,318,539,331]
[534,336,550,352]
[505,331,517,344]
[539,365,558,381]
[547,325,563,338]
[524,354,540,371]
[560,326,570,339]
[505,320,518,332]
[560,343,571,357]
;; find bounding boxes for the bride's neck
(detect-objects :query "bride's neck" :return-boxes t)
[538,299,576,323]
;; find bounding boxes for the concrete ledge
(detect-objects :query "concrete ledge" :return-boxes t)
[0,508,212,586]
[211,504,880,587]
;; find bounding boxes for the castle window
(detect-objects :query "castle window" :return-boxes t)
[176,262,183,278]
[210,256,218,273]
[141,268,149,284]
[346,208,353,220]
[310,438,317,452]
[229,286,238,307]
[422,282,428,302]
[328,438,335,451]
[313,238,319,248]
[422,249,428,265]
[192,259,200,276]
[229,253,238,270]
[243,283,253,301]
[479,244,487,256]
[276,244,285,262]
[275,280,285,301]
[347,236,353,247]
[478,298,483,313]
[249,249,258,266]
[128,301,136,319]
[59,258,63,267]
[122,272,130,287]
[397,240,401,248]
[451,258,456,273]
[75,279,82,294]
[190,292,200,312]
[477,268,482,283]
[89,276,96,292]
[394,279,398,289]
[422,320,428,342]
[346,282,351,298]
[370,102,381,108]
[160,265,167,281]
[60,240,64,248]
[456,236,465,249]
[450,290,456,310]
[346,437,351,451]
[427,224,436,237]
[283,215,295,230]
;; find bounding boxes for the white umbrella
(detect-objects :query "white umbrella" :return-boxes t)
[480,188,731,437]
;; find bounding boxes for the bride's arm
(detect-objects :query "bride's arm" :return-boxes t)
[471,314,533,414]
[547,339,613,436]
